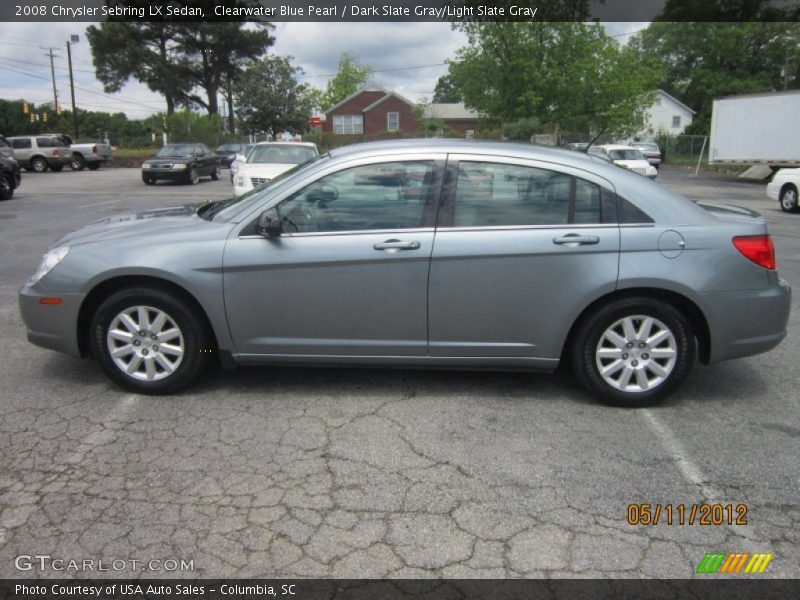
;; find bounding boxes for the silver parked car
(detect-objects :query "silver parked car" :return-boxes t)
[19,140,790,406]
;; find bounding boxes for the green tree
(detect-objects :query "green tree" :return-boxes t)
[433,74,462,103]
[449,22,659,140]
[166,110,224,146]
[321,52,374,110]
[632,22,800,133]
[87,22,192,116]
[234,56,316,136]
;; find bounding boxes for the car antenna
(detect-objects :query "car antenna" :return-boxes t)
[584,127,607,153]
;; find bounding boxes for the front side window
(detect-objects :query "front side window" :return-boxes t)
[277,161,436,233]
[333,114,364,135]
[453,161,603,227]
[387,112,399,132]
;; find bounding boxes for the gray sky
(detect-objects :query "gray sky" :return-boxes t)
[0,22,646,120]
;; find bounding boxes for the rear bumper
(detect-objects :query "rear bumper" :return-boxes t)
[19,280,84,357]
[703,278,791,364]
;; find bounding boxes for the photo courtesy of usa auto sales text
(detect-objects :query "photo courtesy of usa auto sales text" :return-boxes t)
[15,583,299,596]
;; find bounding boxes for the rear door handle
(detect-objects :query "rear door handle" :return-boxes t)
[553,234,600,246]
[373,240,421,251]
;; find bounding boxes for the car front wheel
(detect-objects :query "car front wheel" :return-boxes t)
[0,173,14,200]
[90,287,212,394]
[142,174,156,185]
[571,297,695,407]
[211,165,221,180]
[779,184,798,213]
[187,166,199,185]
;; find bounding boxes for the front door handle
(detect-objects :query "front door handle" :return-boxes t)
[373,240,421,251]
[553,234,600,246]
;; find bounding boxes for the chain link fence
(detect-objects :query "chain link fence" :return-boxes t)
[654,134,709,166]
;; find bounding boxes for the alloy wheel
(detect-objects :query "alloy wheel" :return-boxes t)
[781,187,797,211]
[595,315,677,393]
[106,305,184,381]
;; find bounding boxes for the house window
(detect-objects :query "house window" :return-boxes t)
[387,112,399,132]
[672,115,681,128]
[333,114,363,135]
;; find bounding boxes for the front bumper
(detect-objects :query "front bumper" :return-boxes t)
[142,168,188,181]
[703,277,791,364]
[19,280,85,357]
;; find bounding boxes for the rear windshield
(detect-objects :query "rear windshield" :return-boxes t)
[609,149,645,161]
[633,143,658,151]
[248,144,317,165]
[217,143,242,153]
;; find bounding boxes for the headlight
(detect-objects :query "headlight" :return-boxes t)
[142,162,151,169]
[29,246,69,284]
[171,163,187,170]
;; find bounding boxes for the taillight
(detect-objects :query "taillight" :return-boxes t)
[52,149,59,157]
[733,235,776,270]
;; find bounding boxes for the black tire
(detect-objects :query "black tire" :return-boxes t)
[571,297,695,407]
[0,174,14,200]
[779,184,799,213]
[142,174,156,185]
[86,162,101,171]
[90,287,213,394]
[186,166,199,185]
[210,164,221,180]
[70,154,86,171]
[30,157,48,173]
[50,163,64,172]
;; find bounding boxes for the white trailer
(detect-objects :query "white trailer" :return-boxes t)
[709,90,800,168]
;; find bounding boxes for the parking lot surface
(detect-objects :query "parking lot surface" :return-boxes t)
[0,166,798,579]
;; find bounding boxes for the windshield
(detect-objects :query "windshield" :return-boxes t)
[609,149,645,161]
[217,143,242,153]
[201,154,329,223]
[248,144,317,165]
[155,144,195,158]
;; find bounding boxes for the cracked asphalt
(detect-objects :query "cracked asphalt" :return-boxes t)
[0,165,798,579]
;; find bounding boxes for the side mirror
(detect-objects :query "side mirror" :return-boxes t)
[257,207,282,237]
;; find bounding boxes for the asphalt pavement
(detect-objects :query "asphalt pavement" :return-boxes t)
[0,165,798,579]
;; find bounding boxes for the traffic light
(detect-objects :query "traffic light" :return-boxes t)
[56,104,62,115]
[23,102,29,114]
[42,112,48,122]
[30,112,35,123]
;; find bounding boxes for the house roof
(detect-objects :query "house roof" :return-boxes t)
[325,86,389,114]
[362,91,416,112]
[657,89,697,115]
[423,103,480,120]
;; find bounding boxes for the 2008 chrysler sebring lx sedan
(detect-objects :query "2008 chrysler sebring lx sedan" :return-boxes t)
[19,140,791,406]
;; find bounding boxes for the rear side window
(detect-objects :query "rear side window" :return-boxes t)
[36,137,55,148]
[454,161,606,226]
[11,138,31,149]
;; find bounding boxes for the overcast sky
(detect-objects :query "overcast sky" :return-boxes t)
[0,22,645,120]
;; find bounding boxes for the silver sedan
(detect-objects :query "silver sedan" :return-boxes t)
[19,140,791,406]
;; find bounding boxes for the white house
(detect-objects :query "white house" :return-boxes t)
[642,89,696,136]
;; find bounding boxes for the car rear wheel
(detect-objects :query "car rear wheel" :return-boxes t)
[571,297,695,407]
[30,157,48,173]
[779,184,798,213]
[90,287,212,394]
[211,165,221,180]
[70,154,86,171]
[86,162,101,171]
[0,174,14,200]
[187,166,199,185]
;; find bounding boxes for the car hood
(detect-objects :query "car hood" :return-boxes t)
[241,163,296,179]
[51,205,209,248]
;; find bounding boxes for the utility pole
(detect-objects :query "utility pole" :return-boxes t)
[66,35,79,139]
[41,46,60,113]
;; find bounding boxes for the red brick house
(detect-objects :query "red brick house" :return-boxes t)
[322,87,480,138]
